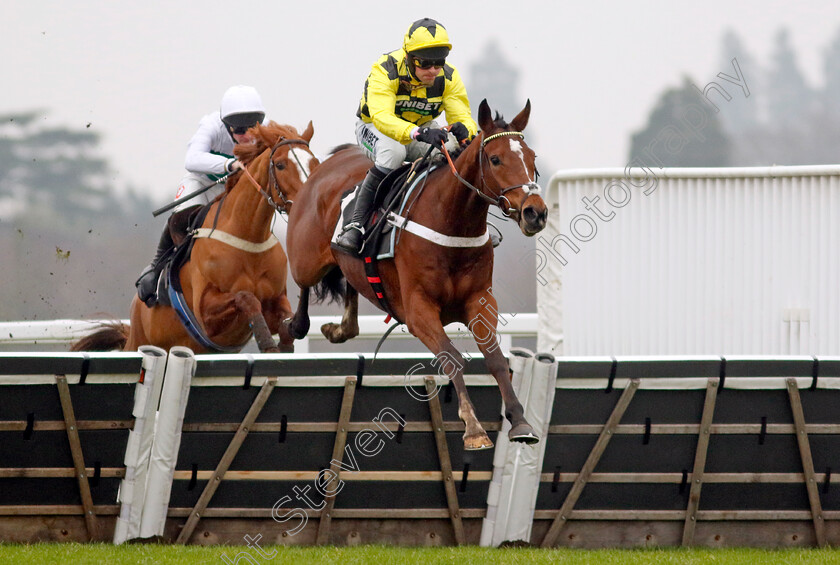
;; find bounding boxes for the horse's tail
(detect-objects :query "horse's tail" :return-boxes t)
[313,266,346,305]
[69,321,129,352]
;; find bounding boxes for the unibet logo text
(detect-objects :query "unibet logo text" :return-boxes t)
[396,99,442,116]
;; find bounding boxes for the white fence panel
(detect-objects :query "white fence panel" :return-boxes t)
[538,165,840,356]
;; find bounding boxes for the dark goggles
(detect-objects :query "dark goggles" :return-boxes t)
[413,57,445,70]
[223,112,265,135]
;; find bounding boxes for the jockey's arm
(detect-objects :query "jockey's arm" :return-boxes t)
[184,114,232,176]
[442,67,478,138]
[366,67,418,145]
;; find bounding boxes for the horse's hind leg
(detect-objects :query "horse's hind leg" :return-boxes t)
[285,286,311,340]
[321,284,359,343]
[234,291,280,353]
[124,295,152,351]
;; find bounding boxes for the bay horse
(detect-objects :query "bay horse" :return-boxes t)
[284,100,548,450]
[72,121,318,354]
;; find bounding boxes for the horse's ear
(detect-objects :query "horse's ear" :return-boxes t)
[478,99,493,132]
[302,120,314,142]
[510,99,531,132]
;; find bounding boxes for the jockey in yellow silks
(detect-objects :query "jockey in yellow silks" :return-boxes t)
[334,18,479,255]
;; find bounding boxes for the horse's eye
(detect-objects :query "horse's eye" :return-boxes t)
[490,155,501,166]
[274,161,286,170]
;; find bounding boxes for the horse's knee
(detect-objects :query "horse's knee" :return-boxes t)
[233,291,262,315]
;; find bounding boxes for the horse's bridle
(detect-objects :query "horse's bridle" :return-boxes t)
[443,131,541,216]
[242,137,311,214]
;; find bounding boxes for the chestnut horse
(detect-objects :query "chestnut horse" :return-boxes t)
[72,121,319,354]
[284,100,548,450]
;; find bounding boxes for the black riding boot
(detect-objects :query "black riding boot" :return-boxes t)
[135,224,174,307]
[334,166,387,254]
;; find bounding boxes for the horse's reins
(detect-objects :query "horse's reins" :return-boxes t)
[441,131,541,216]
[196,138,310,247]
[240,138,311,214]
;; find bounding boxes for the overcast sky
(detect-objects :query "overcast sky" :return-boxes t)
[4,1,839,204]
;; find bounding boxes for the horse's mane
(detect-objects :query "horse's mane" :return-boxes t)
[444,145,466,162]
[449,113,508,164]
[234,121,301,165]
[330,143,358,155]
[491,111,509,130]
[447,111,508,164]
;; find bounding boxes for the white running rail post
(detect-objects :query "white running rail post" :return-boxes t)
[139,347,195,538]
[481,349,557,546]
[113,345,167,544]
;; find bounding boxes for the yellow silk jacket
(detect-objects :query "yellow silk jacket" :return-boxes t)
[357,48,478,145]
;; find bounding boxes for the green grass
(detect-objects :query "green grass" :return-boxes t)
[2,544,840,565]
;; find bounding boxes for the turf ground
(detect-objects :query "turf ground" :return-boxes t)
[3,544,840,565]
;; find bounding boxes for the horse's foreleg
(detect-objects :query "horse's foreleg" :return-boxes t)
[466,294,538,445]
[285,287,311,340]
[406,297,493,451]
[233,291,279,353]
[273,293,295,353]
[321,284,359,343]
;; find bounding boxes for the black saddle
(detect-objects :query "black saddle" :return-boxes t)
[153,204,213,308]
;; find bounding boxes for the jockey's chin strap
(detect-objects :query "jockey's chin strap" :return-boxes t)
[240,138,311,214]
[441,131,541,217]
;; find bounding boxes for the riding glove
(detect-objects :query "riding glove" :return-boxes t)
[449,122,470,144]
[412,126,449,147]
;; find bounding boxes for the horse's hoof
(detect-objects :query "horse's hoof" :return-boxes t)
[284,317,309,340]
[320,323,349,344]
[464,433,494,451]
[509,423,540,445]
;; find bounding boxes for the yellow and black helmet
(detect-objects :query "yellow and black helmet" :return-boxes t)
[403,18,452,59]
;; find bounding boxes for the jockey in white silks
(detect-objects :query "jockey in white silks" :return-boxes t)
[135,85,267,306]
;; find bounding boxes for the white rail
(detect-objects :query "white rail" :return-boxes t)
[0,313,542,354]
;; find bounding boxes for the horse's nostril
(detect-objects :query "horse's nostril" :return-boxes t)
[523,206,546,226]
[520,206,548,235]
[523,206,538,223]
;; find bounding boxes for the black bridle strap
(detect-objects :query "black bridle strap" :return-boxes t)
[282,140,311,179]
[441,131,538,215]
[479,131,541,206]
[241,138,311,214]
[268,138,311,211]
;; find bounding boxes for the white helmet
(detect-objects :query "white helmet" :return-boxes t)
[220,85,265,133]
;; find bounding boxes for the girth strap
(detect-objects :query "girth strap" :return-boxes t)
[387,212,489,248]
[192,228,279,253]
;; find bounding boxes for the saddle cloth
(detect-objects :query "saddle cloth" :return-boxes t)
[330,163,437,259]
